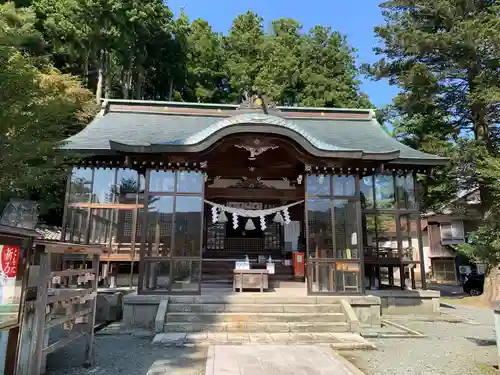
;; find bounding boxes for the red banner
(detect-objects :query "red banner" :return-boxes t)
[0,245,20,278]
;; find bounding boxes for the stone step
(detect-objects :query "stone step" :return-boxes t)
[164,321,350,333]
[168,295,341,305]
[168,303,342,313]
[152,332,377,350]
[166,312,346,323]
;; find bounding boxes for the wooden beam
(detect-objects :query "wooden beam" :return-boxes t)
[206,187,300,200]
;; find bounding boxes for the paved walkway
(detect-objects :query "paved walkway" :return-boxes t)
[205,345,364,375]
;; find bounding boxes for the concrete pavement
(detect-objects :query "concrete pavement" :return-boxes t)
[205,345,365,375]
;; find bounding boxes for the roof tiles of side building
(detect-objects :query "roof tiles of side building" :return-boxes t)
[60,100,447,165]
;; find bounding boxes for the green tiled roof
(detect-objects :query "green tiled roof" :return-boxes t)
[61,100,447,166]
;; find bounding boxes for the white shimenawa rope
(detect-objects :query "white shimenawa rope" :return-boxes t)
[204,199,304,218]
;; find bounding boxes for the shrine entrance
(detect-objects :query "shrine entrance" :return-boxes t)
[200,134,307,286]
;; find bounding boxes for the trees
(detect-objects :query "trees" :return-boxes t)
[1,1,375,224]
[298,26,371,108]
[0,3,96,222]
[368,0,500,301]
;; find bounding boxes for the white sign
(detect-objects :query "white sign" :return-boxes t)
[266,262,275,275]
[235,261,250,270]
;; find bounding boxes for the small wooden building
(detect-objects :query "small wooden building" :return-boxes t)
[59,97,446,295]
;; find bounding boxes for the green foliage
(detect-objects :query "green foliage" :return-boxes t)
[0,3,97,223]
[368,0,500,270]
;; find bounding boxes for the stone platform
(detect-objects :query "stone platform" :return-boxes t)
[205,345,367,375]
[152,331,376,350]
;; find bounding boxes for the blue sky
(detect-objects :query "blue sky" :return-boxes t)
[166,0,399,108]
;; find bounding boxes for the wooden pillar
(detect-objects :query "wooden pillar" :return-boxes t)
[414,172,427,290]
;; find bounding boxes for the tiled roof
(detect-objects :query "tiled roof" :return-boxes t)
[61,99,447,165]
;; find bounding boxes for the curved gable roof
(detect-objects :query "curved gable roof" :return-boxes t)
[61,100,447,166]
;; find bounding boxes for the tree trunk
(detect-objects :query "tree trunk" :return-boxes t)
[104,54,111,99]
[168,78,174,101]
[481,265,500,305]
[96,50,107,104]
[134,66,144,100]
[121,69,132,99]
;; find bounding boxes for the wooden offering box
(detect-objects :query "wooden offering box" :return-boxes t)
[233,269,269,292]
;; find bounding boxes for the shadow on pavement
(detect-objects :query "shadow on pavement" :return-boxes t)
[465,337,496,347]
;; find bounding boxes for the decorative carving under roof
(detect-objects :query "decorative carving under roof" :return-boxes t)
[228,178,275,189]
[234,138,279,160]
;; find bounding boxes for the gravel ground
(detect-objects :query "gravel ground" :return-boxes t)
[45,334,207,375]
[45,304,497,375]
[341,305,498,375]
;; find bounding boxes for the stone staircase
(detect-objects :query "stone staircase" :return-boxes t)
[163,294,353,333]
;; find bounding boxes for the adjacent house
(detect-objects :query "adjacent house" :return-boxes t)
[420,188,482,284]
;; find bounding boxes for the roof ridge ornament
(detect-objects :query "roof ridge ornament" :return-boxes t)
[239,92,279,114]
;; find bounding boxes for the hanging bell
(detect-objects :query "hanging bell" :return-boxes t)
[273,211,284,224]
[217,212,228,223]
[245,218,256,230]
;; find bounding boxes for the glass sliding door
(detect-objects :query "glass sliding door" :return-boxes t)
[305,174,363,294]
[139,170,204,294]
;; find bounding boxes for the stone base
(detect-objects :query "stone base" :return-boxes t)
[123,293,168,329]
[370,289,441,315]
[96,292,124,322]
[152,332,377,350]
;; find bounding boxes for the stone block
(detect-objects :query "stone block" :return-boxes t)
[96,292,123,322]
[152,333,186,345]
[154,299,169,333]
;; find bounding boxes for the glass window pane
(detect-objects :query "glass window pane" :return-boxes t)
[149,170,175,192]
[307,198,333,258]
[92,169,116,203]
[306,175,331,196]
[362,213,378,260]
[396,173,416,210]
[64,207,88,243]
[89,208,113,245]
[171,260,201,292]
[308,261,335,293]
[173,196,203,257]
[142,261,171,292]
[89,208,136,257]
[400,214,418,261]
[69,168,92,204]
[360,176,374,210]
[376,214,398,258]
[333,175,355,196]
[147,196,174,257]
[333,200,359,259]
[176,171,203,193]
[374,174,395,209]
[114,169,142,204]
[335,263,361,292]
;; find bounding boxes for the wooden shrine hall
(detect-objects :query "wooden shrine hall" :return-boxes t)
[59,95,446,295]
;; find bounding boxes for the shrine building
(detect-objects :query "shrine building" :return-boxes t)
[60,96,447,296]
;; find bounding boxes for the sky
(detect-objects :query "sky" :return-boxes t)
[166,0,400,108]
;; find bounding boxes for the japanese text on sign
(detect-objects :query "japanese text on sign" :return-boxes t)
[0,245,20,278]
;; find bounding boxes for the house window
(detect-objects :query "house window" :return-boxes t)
[440,221,465,245]
[432,259,456,283]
